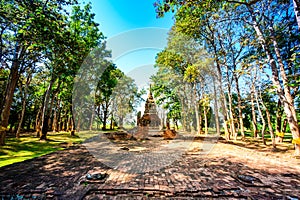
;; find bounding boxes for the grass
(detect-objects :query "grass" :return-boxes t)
[242,130,293,142]
[0,128,294,168]
[0,131,97,168]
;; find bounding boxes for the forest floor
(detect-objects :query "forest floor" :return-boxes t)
[0,132,300,199]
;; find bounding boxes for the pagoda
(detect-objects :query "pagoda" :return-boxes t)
[138,86,161,128]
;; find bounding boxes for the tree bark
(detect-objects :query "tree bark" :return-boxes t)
[276,100,284,143]
[212,77,220,135]
[259,90,276,149]
[250,83,258,138]
[293,0,300,29]
[90,108,95,131]
[102,110,108,130]
[204,105,209,135]
[248,6,300,154]
[0,60,20,145]
[255,87,266,145]
[226,66,236,140]
[270,28,300,153]
[35,107,42,137]
[234,74,245,139]
[52,99,60,132]
[193,85,201,135]
[16,73,31,138]
[40,78,55,140]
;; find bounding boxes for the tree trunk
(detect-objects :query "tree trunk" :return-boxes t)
[234,74,245,139]
[118,116,124,129]
[226,66,236,140]
[0,59,20,145]
[250,84,258,138]
[76,115,81,132]
[276,100,284,143]
[109,112,113,130]
[293,0,300,29]
[248,4,300,154]
[40,78,55,140]
[259,91,276,149]
[16,74,31,138]
[70,115,75,136]
[194,97,201,135]
[255,88,266,145]
[204,106,208,135]
[35,107,42,137]
[271,28,300,153]
[67,114,71,132]
[52,99,60,132]
[90,108,94,131]
[213,77,220,135]
[102,110,107,130]
[57,105,62,132]
[222,86,230,140]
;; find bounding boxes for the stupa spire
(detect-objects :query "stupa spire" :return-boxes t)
[137,84,161,127]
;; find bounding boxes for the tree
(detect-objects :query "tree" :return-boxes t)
[0,0,77,145]
[111,75,143,128]
[154,0,300,155]
[95,64,122,130]
[153,27,215,134]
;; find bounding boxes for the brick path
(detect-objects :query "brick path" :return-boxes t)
[0,136,300,199]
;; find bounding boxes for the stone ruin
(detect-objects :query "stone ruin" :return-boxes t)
[104,86,176,141]
[137,88,161,128]
[136,87,176,140]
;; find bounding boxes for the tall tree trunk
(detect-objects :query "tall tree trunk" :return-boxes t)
[70,115,75,136]
[213,77,220,135]
[222,82,230,140]
[0,60,20,145]
[271,28,300,152]
[248,5,300,154]
[179,97,187,132]
[282,119,288,133]
[52,99,60,132]
[276,100,284,143]
[40,78,55,140]
[109,112,114,130]
[218,67,229,139]
[293,0,300,29]
[194,85,201,135]
[47,97,55,132]
[35,107,42,137]
[90,108,94,131]
[70,104,75,134]
[255,88,266,145]
[250,83,258,138]
[16,73,31,138]
[57,104,62,132]
[75,108,81,132]
[210,34,228,137]
[226,66,236,140]
[234,74,245,139]
[67,114,71,132]
[204,105,208,135]
[259,91,276,149]
[102,110,108,130]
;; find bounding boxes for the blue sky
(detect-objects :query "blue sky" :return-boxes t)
[83,0,174,75]
[87,0,173,37]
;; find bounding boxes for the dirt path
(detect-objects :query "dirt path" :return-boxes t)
[0,136,300,199]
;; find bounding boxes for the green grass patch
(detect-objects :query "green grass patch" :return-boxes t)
[0,131,96,168]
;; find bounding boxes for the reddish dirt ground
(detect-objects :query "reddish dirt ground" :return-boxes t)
[0,135,299,199]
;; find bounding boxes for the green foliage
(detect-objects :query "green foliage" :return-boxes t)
[154,0,300,144]
[0,0,113,144]
[111,75,143,126]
